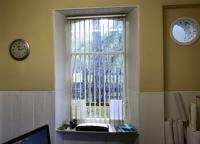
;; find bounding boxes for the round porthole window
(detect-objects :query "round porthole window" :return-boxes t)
[170,17,200,45]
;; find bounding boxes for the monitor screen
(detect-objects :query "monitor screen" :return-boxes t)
[3,125,51,144]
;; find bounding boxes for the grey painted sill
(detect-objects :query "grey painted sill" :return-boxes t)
[56,125,138,135]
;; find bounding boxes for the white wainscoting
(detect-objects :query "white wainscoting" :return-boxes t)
[0,91,55,144]
[165,91,200,121]
[139,92,164,144]
[0,91,168,144]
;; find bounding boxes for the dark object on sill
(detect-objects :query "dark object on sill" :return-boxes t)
[70,119,77,129]
[76,123,109,132]
[115,123,137,132]
[58,123,69,130]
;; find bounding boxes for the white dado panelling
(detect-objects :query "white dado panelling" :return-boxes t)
[0,91,55,144]
[165,91,200,120]
[139,92,164,144]
[0,95,3,143]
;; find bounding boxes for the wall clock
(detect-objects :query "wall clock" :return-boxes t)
[9,39,30,61]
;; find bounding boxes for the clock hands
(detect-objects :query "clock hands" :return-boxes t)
[10,39,30,61]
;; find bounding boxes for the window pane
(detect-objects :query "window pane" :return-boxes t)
[71,55,124,119]
[71,18,125,53]
[70,17,125,121]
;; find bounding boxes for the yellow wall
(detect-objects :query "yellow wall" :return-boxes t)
[0,0,199,91]
[164,7,200,91]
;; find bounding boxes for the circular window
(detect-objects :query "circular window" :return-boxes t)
[170,17,200,45]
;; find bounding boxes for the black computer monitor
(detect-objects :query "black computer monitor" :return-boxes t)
[3,125,51,144]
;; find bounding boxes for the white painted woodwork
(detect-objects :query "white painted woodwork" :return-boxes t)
[165,91,200,120]
[0,91,55,144]
[139,92,165,144]
[53,6,139,144]
[126,7,140,129]
[53,10,69,144]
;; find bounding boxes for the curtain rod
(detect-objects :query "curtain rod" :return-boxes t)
[67,14,126,20]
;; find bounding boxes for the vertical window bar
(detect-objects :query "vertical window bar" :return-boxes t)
[109,55,111,123]
[79,20,82,120]
[113,18,115,125]
[117,19,120,124]
[74,20,77,53]
[122,17,126,123]
[70,20,73,119]
[114,67,116,125]
[98,56,101,119]
[112,61,115,125]
[90,21,93,119]
[94,55,96,119]
[118,67,121,123]
[89,56,92,119]
[102,23,106,123]
[116,68,119,124]
[93,20,96,120]
[92,56,94,119]
[74,20,78,119]
[120,66,122,122]
[88,20,92,119]
[107,19,111,124]
[84,20,87,120]
[121,19,124,123]
[98,19,101,120]
[118,67,120,124]
[103,56,106,122]
[74,56,76,119]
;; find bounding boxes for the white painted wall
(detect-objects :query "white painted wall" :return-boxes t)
[0,91,55,143]
[139,92,164,144]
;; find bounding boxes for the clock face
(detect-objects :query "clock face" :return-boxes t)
[9,39,30,61]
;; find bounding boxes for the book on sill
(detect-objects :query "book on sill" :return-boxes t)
[115,124,137,132]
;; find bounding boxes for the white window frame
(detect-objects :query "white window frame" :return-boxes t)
[67,16,127,124]
[54,7,139,129]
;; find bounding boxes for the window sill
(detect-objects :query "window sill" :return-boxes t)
[56,125,138,143]
[56,125,138,135]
